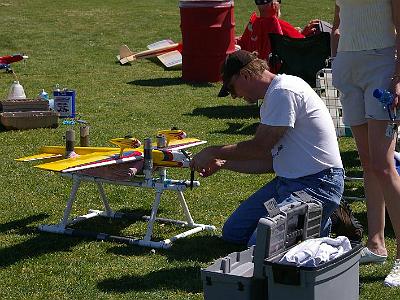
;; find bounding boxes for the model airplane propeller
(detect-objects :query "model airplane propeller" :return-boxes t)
[16,129,206,175]
[0,53,28,73]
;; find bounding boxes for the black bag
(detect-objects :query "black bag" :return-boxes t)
[268,32,331,87]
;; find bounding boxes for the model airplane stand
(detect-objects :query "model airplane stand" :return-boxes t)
[39,170,216,249]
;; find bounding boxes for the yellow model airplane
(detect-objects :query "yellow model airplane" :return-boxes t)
[16,129,206,173]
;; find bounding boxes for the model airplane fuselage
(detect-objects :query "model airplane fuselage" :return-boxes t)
[16,129,206,174]
[0,54,28,72]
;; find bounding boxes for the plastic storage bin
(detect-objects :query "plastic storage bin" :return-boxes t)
[202,192,324,300]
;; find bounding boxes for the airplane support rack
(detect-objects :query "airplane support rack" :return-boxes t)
[38,173,216,249]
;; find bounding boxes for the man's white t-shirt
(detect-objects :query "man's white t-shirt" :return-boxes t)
[260,74,343,178]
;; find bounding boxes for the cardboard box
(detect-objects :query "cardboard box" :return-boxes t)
[0,99,49,112]
[1,111,59,130]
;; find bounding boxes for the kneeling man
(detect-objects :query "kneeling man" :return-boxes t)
[190,50,344,245]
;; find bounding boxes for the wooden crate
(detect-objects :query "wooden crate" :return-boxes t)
[0,111,59,130]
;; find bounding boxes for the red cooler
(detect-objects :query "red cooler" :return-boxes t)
[179,0,236,82]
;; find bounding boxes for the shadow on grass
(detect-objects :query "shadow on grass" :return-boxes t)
[186,104,259,119]
[341,150,361,169]
[212,122,259,136]
[0,213,48,234]
[128,77,213,88]
[0,234,83,268]
[108,235,246,264]
[100,236,246,293]
[0,213,83,268]
[360,273,386,284]
[353,210,395,239]
[72,208,154,233]
[0,209,155,268]
[98,265,203,293]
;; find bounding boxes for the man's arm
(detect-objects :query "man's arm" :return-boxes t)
[331,5,340,57]
[223,158,273,174]
[190,124,287,174]
[391,0,400,108]
[213,124,287,160]
[197,157,273,177]
[301,19,321,37]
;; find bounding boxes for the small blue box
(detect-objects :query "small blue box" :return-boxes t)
[53,89,76,118]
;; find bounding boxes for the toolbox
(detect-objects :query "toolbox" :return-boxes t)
[202,191,362,300]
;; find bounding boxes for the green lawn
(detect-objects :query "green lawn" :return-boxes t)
[0,0,399,299]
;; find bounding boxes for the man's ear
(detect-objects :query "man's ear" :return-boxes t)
[271,2,280,16]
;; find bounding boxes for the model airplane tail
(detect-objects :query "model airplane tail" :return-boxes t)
[118,43,181,65]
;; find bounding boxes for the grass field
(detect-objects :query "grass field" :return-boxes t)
[0,0,399,299]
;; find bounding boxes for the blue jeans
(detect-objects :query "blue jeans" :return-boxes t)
[222,168,344,246]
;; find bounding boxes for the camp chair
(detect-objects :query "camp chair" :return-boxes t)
[268,32,331,87]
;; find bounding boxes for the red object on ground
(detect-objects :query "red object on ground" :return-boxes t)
[179,0,236,82]
[0,54,26,70]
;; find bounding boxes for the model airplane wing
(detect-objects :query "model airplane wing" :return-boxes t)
[16,146,119,162]
[35,150,143,172]
[165,138,207,150]
[17,139,206,172]
[146,40,182,68]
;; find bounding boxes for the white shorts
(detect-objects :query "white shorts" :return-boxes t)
[332,47,396,126]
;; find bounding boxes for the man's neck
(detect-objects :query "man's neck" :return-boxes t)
[257,71,276,99]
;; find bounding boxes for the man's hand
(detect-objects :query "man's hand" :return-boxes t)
[301,19,320,36]
[190,147,216,176]
[198,159,226,177]
[391,76,400,109]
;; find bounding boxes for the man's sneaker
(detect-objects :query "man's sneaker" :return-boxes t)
[331,199,364,242]
[359,247,387,265]
[384,259,400,287]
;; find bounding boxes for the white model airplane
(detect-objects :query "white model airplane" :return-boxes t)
[117,39,182,68]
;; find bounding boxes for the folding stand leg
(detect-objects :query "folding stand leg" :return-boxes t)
[177,190,195,226]
[61,176,82,227]
[39,176,82,234]
[96,181,114,217]
[143,189,163,242]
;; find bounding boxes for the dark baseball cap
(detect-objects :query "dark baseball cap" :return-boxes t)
[254,0,273,4]
[218,50,257,97]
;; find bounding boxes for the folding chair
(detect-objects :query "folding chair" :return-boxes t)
[268,32,331,87]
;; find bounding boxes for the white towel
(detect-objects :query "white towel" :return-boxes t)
[279,236,352,267]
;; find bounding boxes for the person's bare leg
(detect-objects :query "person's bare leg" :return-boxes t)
[368,120,400,258]
[351,123,387,256]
